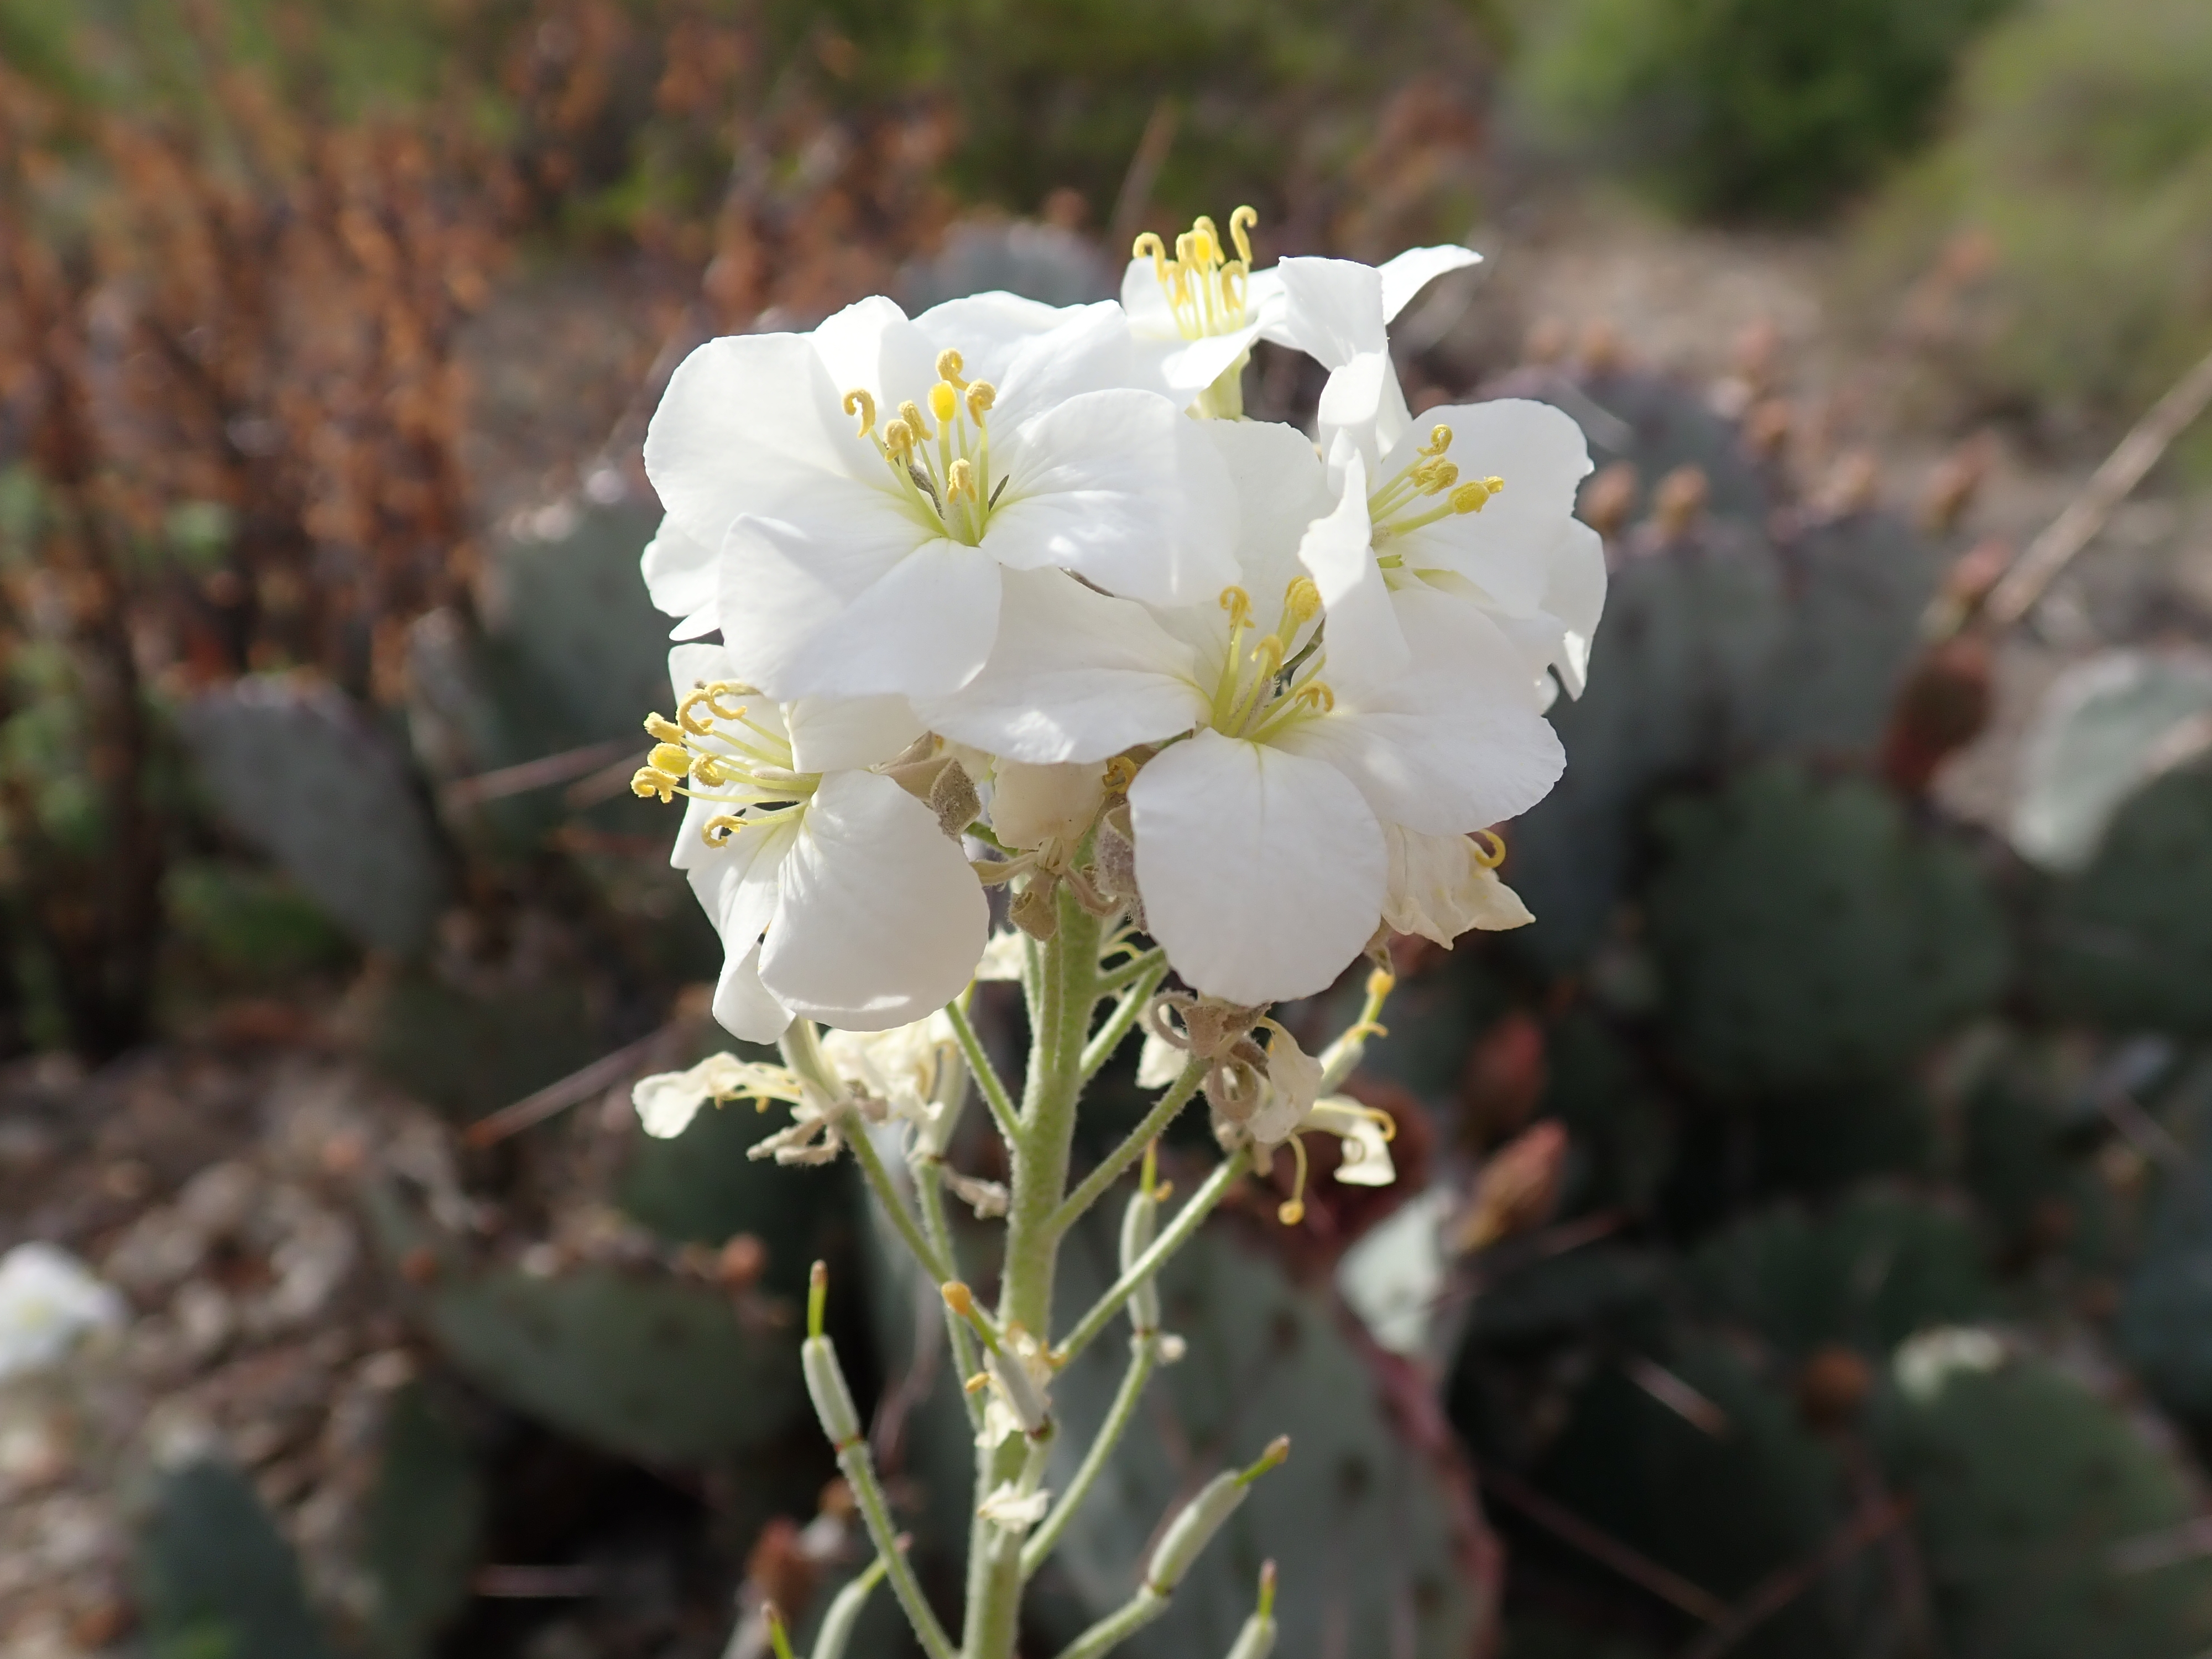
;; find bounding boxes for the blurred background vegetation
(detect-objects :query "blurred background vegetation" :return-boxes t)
[6,2,2212,1658]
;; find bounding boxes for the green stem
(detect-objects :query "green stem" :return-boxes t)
[1054,1152,1249,1367]
[836,1431,958,1659]
[963,889,1104,1659]
[1050,1589,1169,1659]
[1046,1059,1203,1238]
[1078,957,1170,1080]
[1093,943,1166,997]
[848,1121,954,1285]
[947,997,1021,1147]
[810,1553,892,1659]
[914,1155,987,1432]
[1021,1338,1158,1579]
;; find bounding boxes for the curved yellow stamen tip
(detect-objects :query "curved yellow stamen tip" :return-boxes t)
[1228,204,1257,267]
[842,388,876,436]
[1133,230,1169,279]
[934,348,966,387]
[633,768,680,803]
[928,381,959,426]
[1283,575,1321,627]
[1218,585,1253,629]
[1422,424,1454,457]
[1366,966,1396,998]
[1418,458,1460,494]
[703,814,744,846]
[884,418,915,458]
[648,742,692,777]
[703,682,747,721]
[1277,1134,1310,1227]
[966,380,996,421]
[947,457,976,502]
[1102,755,1141,793]
[1249,634,1284,675]
[644,712,684,743]
[1364,1106,1399,1143]
[1452,478,1503,514]
[692,755,730,786]
[898,399,933,441]
[1472,828,1507,868]
[677,688,717,735]
[1290,681,1335,714]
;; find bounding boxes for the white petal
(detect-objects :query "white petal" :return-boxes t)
[643,333,874,554]
[1277,589,1566,834]
[990,760,1107,849]
[667,640,745,704]
[641,515,721,638]
[1157,327,1262,398]
[1382,825,1533,947]
[1393,399,1594,617]
[1265,256,1387,368]
[783,696,924,773]
[712,943,795,1045]
[1209,418,1333,602]
[758,771,989,1030]
[810,295,938,411]
[987,302,1153,427]
[1129,730,1385,1005]
[719,515,1001,701]
[1119,256,1183,341]
[1539,517,1608,698]
[1136,1028,1185,1088]
[1297,452,1408,701]
[919,568,1205,764]
[988,389,1237,606]
[1317,350,1415,481]
[1376,245,1482,322]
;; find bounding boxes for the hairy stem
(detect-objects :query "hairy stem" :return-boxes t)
[1047,1058,1203,1238]
[847,1119,954,1284]
[836,1431,958,1659]
[914,1156,987,1432]
[1055,1152,1250,1367]
[1021,1337,1158,1578]
[1049,1588,1169,1659]
[1079,957,1170,1079]
[947,997,1021,1147]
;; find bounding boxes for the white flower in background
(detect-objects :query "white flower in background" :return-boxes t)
[974,929,1028,982]
[632,1052,806,1140]
[642,293,1236,701]
[639,643,988,1039]
[821,1012,959,1135]
[1895,1326,2007,1403]
[0,1242,126,1380]
[1120,207,1479,416]
[935,420,1563,1003]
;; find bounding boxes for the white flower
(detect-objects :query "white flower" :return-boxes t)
[0,1243,126,1380]
[1135,1027,1185,1089]
[1383,826,1533,946]
[821,1013,959,1133]
[642,294,1237,702]
[974,930,1028,982]
[1120,208,1479,413]
[648,643,988,1038]
[1895,1327,2006,1404]
[977,1326,1054,1448]
[632,1052,805,1140]
[977,1482,1053,1531]
[928,420,1563,1003]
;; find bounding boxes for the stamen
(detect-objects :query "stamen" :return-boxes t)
[1218,586,1252,630]
[648,742,692,777]
[947,458,976,503]
[1249,634,1284,675]
[703,815,744,846]
[842,388,876,436]
[884,418,915,458]
[1278,1135,1310,1227]
[934,348,966,387]
[1453,477,1505,514]
[1282,576,1320,628]
[1472,828,1507,868]
[643,712,684,743]
[966,381,996,422]
[1102,755,1140,793]
[1228,204,1256,267]
[633,768,681,804]
[1290,681,1334,714]
[1133,231,1170,283]
[1420,424,1453,457]
[928,381,959,427]
[898,399,934,442]
[677,689,718,735]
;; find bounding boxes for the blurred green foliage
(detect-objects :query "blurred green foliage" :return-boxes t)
[1509,0,2011,220]
[1858,0,2212,443]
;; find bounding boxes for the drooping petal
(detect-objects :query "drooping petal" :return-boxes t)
[1297,452,1408,701]
[1376,245,1482,322]
[1275,588,1566,835]
[783,696,924,773]
[990,760,1107,850]
[986,389,1237,606]
[712,942,795,1044]
[643,332,879,554]
[1538,517,1608,698]
[1128,730,1386,1005]
[1156,327,1263,400]
[641,515,720,638]
[1382,825,1534,946]
[758,770,989,1030]
[718,514,1001,701]
[1265,256,1387,369]
[917,568,1204,764]
[1392,399,1593,617]
[1317,350,1414,481]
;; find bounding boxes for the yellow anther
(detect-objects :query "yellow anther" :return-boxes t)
[1102,755,1141,793]
[1452,477,1504,514]
[1418,458,1460,494]
[678,689,717,735]
[934,348,966,387]
[1277,1134,1310,1227]
[1421,424,1454,457]
[899,399,933,441]
[1192,215,1220,265]
[947,458,976,502]
[644,712,684,743]
[1472,828,1507,868]
[1218,585,1253,629]
[884,418,915,458]
[1290,681,1335,714]
[692,755,731,787]
[1370,1107,1399,1144]
[703,682,748,721]
[1283,575,1321,626]
[843,388,876,436]
[648,742,692,777]
[1133,230,1170,280]
[703,814,744,846]
[1366,966,1396,999]
[966,380,996,421]
[632,767,681,804]
[963,1372,991,1395]
[928,381,959,426]
[1228,205,1257,267]
[1249,634,1284,674]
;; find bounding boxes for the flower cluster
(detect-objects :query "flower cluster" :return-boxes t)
[635,212,1602,1037]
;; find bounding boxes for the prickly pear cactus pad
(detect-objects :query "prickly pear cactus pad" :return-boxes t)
[179,675,447,955]
[1645,765,2007,1097]
[135,1457,338,1659]
[2039,761,2212,1037]
[1046,1220,1490,1659]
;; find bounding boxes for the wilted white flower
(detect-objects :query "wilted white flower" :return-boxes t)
[646,643,988,1038]
[977,1482,1053,1531]
[631,1052,805,1140]
[977,1325,1054,1449]
[821,1012,959,1135]
[1383,826,1533,946]
[643,294,1236,703]
[0,1242,126,1379]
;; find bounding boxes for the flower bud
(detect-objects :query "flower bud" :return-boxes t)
[985,1345,1051,1436]
[1120,1181,1161,1334]
[802,1335,863,1448]
[1146,1473,1246,1593]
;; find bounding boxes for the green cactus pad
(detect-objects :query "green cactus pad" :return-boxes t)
[361,1384,483,1659]
[1645,765,2007,1097]
[178,675,447,955]
[135,1457,337,1659]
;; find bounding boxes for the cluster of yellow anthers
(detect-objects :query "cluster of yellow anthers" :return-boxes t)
[843,349,1003,544]
[1210,576,1333,737]
[1134,205,1259,342]
[1370,423,1505,551]
[630,680,809,847]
